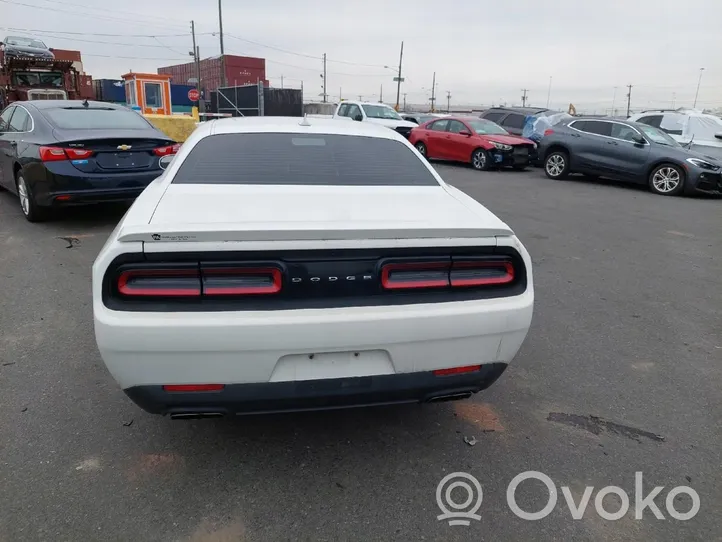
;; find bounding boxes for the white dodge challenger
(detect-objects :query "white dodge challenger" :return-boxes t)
[92,117,534,418]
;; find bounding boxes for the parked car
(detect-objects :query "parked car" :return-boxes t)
[409,116,537,170]
[479,107,556,136]
[0,100,177,221]
[92,117,534,418]
[333,100,417,138]
[628,109,722,162]
[401,112,448,125]
[539,117,722,196]
[1,36,55,60]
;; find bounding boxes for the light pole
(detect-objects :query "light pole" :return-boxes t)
[693,68,705,109]
[611,86,617,116]
[546,76,552,108]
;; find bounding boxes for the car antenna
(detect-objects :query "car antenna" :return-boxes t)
[298,114,311,127]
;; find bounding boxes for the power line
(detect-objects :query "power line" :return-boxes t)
[3,31,187,48]
[0,26,198,38]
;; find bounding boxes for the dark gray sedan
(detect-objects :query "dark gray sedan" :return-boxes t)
[538,118,722,196]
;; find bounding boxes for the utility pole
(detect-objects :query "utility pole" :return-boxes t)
[521,88,529,107]
[546,76,552,108]
[430,72,436,112]
[693,67,705,108]
[380,84,383,102]
[672,92,676,108]
[218,0,226,87]
[190,21,203,112]
[626,84,633,117]
[611,86,617,116]
[321,53,327,103]
[339,87,342,101]
[280,75,284,89]
[395,41,404,111]
[402,92,407,111]
[446,90,451,113]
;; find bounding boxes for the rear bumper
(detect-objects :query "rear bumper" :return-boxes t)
[29,163,161,206]
[125,363,509,416]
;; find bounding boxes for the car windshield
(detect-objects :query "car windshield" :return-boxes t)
[361,104,402,120]
[42,107,152,130]
[638,124,679,146]
[12,72,63,87]
[172,133,439,186]
[6,37,47,48]
[465,119,509,135]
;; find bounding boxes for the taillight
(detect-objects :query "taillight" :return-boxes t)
[39,146,69,162]
[202,267,282,295]
[380,258,515,290]
[117,269,201,297]
[450,260,514,287]
[39,146,94,162]
[154,143,181,156]
[380,261,450,290]
[543,129,554,136]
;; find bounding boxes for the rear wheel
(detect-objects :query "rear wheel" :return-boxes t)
[16,172,47,222]
[471,148,491,171]
[415,141,427,158]
[544,151,570,179]
[649,164,685,196]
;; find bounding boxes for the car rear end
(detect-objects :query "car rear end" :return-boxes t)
[93,121,534,417]
[31,104,177,206]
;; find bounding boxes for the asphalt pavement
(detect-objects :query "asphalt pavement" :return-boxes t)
[0,165,720,541]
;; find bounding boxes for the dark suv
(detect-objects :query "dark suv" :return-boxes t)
[538,118,722,196]
[479,107,553,136]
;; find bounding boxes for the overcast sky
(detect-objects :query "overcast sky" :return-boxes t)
[3,0,721,113]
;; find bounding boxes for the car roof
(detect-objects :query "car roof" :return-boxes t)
[22,100,125,111]
[208,115,408,141]
[486,106,550,115]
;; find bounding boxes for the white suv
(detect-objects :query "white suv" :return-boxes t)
[333,100,417,138]
[628,109,722,161]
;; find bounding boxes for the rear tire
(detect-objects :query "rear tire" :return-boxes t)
[415,141,427,158]
[16,172,48,223]
[471,148,491,171]
[648,164,685,196]
[544,151,570,179]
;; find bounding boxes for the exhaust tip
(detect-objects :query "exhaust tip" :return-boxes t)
[426,391,473,403]
[169,411,225,420]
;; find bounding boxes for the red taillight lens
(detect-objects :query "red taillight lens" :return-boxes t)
[154,143,180,156]
[433,365,482,377]
[380,261,450,290]
[450,260,514,287]
[39,147,94,161]
[65,148,93,159]
[163,384,224,392]
[202,267,282,295]
[543,129,554,136]
[39,146,68,162]
[117,269,201,297]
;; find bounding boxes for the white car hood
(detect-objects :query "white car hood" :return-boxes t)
[117,184,513,243]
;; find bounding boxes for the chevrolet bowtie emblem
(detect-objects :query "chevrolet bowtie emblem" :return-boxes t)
[117,144,132,151]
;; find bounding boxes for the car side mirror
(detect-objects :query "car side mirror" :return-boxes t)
[159,154,175,170]
[633,135,646,145]
[715,132,722,141]
[459,130,471,136]
[353,114,363,122]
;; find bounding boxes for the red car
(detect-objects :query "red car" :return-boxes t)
[409,116,537,171]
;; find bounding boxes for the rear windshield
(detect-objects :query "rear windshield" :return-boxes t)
[42,108,152,130]
[172,133,439,186]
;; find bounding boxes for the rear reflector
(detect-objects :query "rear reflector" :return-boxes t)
[55,195,72,201]
[163,384,225,392]
[433,365,482,377]
[381,261,449,290]
[543,129,554,136]
[202,267,282,295]
[450,261,514,287]
[117,269,201,297]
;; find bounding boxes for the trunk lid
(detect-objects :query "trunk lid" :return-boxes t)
[52,129,174,174]
[117,184,512,243]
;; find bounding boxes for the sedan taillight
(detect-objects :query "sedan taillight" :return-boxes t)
[153,143,181,156]
[39,146,94,162]
[117,269,201,297]
[450,260,514,287]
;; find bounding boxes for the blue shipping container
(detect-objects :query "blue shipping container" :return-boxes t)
[94,79,126,103]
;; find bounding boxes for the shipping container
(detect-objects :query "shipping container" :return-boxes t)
[93,79,126,103]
